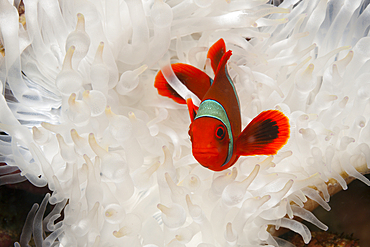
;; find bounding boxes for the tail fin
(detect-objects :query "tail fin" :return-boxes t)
[154,63,212,104]
[235,110,290,156]
[207,38,226,73]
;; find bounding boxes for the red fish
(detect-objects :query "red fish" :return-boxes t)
[155,39,290,171]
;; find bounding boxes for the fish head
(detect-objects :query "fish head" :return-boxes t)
[188,117,230,169]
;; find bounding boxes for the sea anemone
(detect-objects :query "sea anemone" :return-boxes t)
[1,0,370,246]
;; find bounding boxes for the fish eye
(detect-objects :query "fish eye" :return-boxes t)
[215,125,226,140]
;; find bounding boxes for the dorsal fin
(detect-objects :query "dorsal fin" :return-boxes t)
[215,50,232,76]
[207,38,226,74]
[154,63,212,104]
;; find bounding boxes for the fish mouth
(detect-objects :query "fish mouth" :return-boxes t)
[192,147,226,169]
[192,148,219,156]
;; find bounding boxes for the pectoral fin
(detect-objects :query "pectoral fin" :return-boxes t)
[186,98,198,122]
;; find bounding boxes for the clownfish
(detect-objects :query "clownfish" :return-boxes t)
[155,39,290,171]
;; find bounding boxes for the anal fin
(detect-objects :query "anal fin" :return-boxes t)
[154,63,212,104]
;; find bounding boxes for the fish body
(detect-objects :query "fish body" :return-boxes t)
[155,39,290,171]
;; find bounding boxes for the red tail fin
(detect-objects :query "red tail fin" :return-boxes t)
[235,110,290,156]
[154,63,212,104]
[207,38,226,74]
